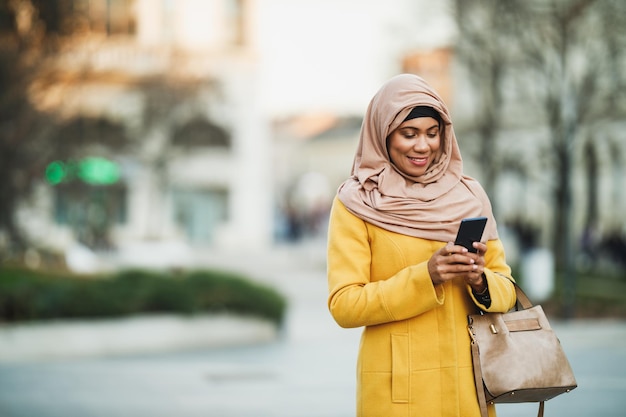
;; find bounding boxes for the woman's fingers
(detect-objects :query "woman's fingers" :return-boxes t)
[431,242,487,285]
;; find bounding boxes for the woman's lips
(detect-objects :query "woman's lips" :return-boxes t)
[408,156,428,166]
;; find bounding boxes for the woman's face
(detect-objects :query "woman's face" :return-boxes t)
[387,116,441,177]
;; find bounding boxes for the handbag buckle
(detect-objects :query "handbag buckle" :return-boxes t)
[467,326,477,343]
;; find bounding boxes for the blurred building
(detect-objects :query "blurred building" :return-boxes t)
[21,0,623,271]
[27,0,271,258]
[21,0,454,266]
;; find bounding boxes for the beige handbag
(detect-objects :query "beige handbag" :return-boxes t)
[467,284,577,417]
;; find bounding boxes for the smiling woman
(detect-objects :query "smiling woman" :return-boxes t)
[326,74,517,417]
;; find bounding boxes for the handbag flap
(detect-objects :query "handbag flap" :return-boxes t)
[503,317,541,332]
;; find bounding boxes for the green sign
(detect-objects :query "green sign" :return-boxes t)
[78,157,120,184]
[45,157,120,185]
[45,161,67,185]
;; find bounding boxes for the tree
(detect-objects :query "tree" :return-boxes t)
[454,0,626,315]
[517,0,625,270]
[0,0,53,254]
[0,0,135,256]
[453,0,527,210]
[513,0,625,315]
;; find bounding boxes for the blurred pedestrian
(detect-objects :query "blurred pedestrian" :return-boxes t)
[326,74,517,417]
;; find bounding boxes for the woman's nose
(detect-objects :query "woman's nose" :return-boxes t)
[413,136,429,151]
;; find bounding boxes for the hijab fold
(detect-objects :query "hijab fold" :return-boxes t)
[337,74,498,242]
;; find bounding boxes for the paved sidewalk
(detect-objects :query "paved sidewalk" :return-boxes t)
[0,243,625,417]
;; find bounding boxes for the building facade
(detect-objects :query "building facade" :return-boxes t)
[19,0,624,272]
[21,0,452,266]
[24,0,272,262]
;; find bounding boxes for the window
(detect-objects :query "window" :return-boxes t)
[171,117,231,149]
[53,182,127,249]
[64,0,136,35]
[172,188,229,244]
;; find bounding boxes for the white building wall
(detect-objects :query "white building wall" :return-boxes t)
[214,70,273,249]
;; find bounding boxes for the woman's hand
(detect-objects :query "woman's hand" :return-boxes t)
[428,242,488,292]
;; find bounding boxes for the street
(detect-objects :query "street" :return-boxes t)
[0,244,625,416]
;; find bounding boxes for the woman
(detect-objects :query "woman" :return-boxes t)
[326,74,517,417]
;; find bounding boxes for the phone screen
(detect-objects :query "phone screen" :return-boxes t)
[454,217,487,253]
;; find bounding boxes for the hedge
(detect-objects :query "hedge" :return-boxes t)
[0,267,287,326]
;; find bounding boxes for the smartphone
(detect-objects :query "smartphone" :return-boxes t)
[454,217,487,253]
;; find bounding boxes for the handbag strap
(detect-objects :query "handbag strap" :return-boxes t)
[469,281,544,417]
[469,331,490,417]
[513,283,534,310]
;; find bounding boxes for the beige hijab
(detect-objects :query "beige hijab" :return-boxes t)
[337,74,498,242]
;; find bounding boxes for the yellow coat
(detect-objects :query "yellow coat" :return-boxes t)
[327,198,517,417]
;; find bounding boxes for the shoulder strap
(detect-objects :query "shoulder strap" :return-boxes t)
[469,330,490,417]
[514,283,534,310]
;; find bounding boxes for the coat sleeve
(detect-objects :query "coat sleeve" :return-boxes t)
[467,238,517,312]
[327,199,445,328]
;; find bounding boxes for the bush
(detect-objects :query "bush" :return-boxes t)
[0,267,287,325]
